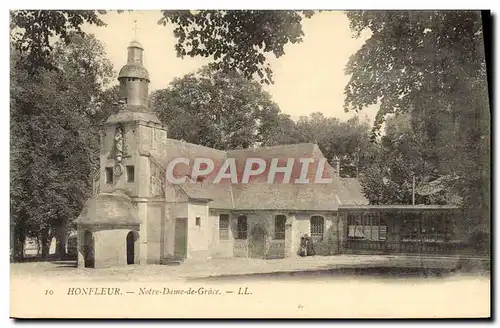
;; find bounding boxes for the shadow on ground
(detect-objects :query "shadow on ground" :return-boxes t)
[187,266,490,282]
[51,260,77,268]
[11,255,77,263]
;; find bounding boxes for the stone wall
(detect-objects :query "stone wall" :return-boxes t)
[206,210,343,259]
[208,210,234,258]
[157,209,342,261]
[163,202,188,260]
[267,240,285,259]
[233,239,248,257]
[146,202,163,263]
[187,202,210,260]
[291,212,340,256]
[77,226,139,269]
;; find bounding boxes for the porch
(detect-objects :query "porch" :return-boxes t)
[338,205,482,257]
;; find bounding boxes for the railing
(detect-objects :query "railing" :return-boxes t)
[267,240,285,259]
[343,239,479,256]
[233,239,248,257]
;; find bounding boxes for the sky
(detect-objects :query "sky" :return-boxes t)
[84,10,378,123]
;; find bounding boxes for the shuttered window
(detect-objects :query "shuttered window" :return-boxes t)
[274,215,286,240]
[219,214,229,240]
[310,216,324,242]
[236,216,248,240]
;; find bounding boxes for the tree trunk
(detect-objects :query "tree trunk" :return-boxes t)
[40,227,51,259]
[12,227,26,262]
[55,225,68,259]
[36,237,41,256]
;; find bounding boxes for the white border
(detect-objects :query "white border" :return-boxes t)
[3,1,498,327]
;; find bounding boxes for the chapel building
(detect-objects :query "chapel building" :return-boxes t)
[75,40,371,268]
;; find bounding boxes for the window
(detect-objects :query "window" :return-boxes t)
[105,167,113,184]
[347,213,387,241]
[401,214,419,241]
[402,213,451,242]
[274,215,286,240]
[310,216,324,242]
[219,214,229,240]
[236,216,248,239]
[422,213,451,242]
[195,217,201,227]
[126,165,135,182]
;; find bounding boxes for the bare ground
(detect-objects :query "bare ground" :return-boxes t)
[10,254,490,283]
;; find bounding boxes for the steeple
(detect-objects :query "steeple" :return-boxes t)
[118,39,150,111]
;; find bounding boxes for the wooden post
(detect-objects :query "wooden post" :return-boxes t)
[412,176,416,205]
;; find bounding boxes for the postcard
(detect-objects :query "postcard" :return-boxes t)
[10,9,491,319]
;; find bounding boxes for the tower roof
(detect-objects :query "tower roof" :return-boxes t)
[118,38,150,81]
[118,64,150,80]
[75,192,140,226]
[116,37,153,112]
[128,40,144,49]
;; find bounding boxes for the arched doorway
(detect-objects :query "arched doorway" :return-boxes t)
[83,230,95,268]
[126,231,137,265]
[249,225,267,259]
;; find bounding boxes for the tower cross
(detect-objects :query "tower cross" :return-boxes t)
[133,20,138,39]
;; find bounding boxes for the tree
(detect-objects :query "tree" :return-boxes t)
[359,113,422,204]
[10,10,106,73]
[292,113,375,177]
[159,10,315,84]
[359,113,463,205]
[259,113,305,147]
[150,67,376,170]
[360,152,413,205]
[10,33,115,259]
[11,10,317,83]
[150,67,282,150]
[344,11,490,225]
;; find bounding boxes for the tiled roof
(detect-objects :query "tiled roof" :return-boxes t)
[231,183,341,211]
[152,139,368,211]
[338,177,369,205]
[178,182,234,209]
[153,139,233,209]
[338,204,461,212]
[227,143,325,183]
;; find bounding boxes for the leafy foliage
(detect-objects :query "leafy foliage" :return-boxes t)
[359,113,424,204]
[150,66,282,150]
[344,11,490,221]
[159,10,315,84]
[151,67,374,177]
[259,113,305,147]
[290,113,376,177]
[10,10,106,73]
[10,33,116,258]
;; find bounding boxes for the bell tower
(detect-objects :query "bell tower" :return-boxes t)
[118,40,150,111]
[99,38,168,197]
[77,35,169,268]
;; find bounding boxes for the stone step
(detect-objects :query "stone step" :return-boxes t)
[160,258,183,266]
